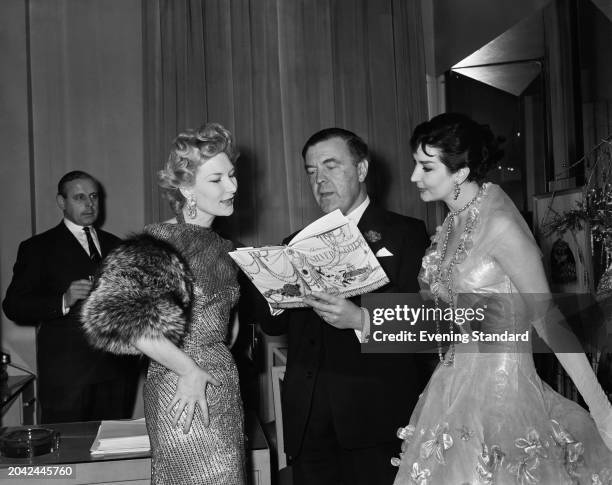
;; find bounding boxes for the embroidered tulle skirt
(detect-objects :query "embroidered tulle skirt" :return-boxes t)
[392,347,612,484]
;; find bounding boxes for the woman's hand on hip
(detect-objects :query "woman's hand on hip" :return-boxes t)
[166,363,220,434]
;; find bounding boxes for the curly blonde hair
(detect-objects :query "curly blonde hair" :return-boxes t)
[159,123,238,214]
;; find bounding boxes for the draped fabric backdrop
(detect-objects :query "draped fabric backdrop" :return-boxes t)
[143,0,429,246]
[1,0,144,383]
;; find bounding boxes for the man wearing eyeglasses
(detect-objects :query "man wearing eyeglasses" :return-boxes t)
[3,171,138,423]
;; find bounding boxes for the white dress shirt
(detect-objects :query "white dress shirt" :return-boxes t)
[63,218,102,257]
[345,195,370,226]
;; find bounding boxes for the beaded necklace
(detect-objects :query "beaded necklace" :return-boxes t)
[432,184,485,366]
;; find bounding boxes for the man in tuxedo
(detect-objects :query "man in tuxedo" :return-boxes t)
[257,129,433,484]
[3,171,138,423]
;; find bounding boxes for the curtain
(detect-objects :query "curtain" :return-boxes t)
[27,0,144,236]
[1,0,144,377]
[143,0,429,246]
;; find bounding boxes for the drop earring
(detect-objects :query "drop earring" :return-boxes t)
[453,181,461,200]
[186,194,197,219]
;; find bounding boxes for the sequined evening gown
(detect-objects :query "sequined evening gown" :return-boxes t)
[393,184,612,485]
[143,221,245,485]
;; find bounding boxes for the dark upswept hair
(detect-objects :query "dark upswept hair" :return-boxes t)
[158,122,238,214]
[57,171,98,197]
[410,113,504,183]
[301,127,369,164]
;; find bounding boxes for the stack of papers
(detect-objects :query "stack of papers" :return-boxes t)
[90,418,150,455]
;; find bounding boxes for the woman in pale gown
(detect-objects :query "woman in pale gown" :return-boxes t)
[393,113,612,484]
[82,123,245,484]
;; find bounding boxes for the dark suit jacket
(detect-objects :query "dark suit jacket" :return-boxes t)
[2,222,134,394]
[257,204,433,457]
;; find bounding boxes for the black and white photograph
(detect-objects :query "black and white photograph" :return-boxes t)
[1,1,612,484]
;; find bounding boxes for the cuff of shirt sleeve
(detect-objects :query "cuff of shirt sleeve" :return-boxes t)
[268,304,284,317]
[354,307,371,343]
[62,294,70,316]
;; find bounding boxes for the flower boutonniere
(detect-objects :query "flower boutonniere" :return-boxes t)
[363,230,382,244]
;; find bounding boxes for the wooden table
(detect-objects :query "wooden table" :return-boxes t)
[0,411,270,485]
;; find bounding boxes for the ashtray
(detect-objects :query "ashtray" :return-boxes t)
[0,427,60,458]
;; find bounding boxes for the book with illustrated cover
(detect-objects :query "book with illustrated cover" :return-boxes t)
[228,209,389,309]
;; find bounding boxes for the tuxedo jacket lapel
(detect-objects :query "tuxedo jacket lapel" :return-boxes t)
[357,205,384,254]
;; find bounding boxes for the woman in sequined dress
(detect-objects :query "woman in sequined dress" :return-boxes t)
[82,123,245,484]
[392,113,612,484]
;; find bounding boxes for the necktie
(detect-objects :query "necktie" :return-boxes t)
[83,227,102,262]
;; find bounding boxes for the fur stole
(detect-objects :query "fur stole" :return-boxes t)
[81,233,193,355]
